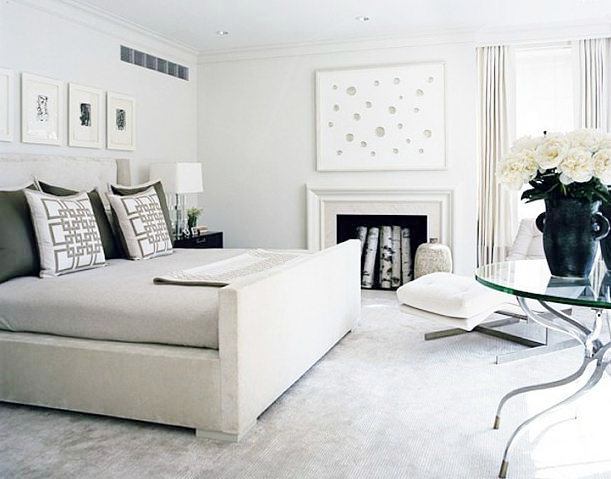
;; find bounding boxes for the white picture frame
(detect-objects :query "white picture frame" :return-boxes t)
[316,62,446,171]
[107,92,135,151]
[69,83,103,149]
[0,68,14,142]
[21,72,63,145]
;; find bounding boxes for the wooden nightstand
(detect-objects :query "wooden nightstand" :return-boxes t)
[174,231,223,249]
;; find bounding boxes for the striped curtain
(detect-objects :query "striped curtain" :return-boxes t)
[477,45,516,266]
[578,38,609,130]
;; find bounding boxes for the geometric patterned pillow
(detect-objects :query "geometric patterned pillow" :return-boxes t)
[107,186,173,260]
[24,190,106,277]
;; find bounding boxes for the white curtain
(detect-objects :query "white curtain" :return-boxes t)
[477,45,516,266]
[577,38,609,130]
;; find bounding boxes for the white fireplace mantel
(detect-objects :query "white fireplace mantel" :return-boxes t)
[306,184,454,251]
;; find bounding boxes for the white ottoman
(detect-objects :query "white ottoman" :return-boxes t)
[396,272,515,332]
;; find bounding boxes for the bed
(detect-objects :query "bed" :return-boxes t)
[0,154,361,441]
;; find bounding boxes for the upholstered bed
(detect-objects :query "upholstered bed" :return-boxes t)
[0,154,361,441]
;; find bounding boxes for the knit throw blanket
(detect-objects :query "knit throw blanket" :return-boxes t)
[153,249,304,286]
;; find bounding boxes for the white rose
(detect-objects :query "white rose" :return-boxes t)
[497,150,538,190]
[567,129,602,152]
[511,135,541,154]
[557,147,594,185]
[597,133,611,151]
[535,135,569,170]
[593,148,611,183]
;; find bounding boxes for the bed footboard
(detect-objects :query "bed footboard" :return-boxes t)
[217,240,361,437]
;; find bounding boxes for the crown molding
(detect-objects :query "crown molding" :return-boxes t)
[197,20,611,64]
[15,0,198,62]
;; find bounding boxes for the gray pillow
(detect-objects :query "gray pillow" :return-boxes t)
[25,190,106,277]
[0,184,40,283]
[110,180,173,244]
[38,181,122,259]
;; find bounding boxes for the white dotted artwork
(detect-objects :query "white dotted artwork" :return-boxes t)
[316,63,445,171]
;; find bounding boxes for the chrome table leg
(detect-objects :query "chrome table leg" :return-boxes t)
[496,305,611,478]
[493,355,592,429]
[498,361,606,478]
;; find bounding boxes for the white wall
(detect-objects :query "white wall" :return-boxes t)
[0,0,198,183]
[198,43,477,274]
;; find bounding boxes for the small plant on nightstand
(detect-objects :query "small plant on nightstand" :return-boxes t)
[187,207,202,229]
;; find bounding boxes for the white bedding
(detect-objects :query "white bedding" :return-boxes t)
[0,249,247,348]
[153,249,303,286]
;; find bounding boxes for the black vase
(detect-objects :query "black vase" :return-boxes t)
[536,198,609,278]
[600,202,611,270]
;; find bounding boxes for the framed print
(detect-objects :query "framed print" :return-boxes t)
[316,62,446,171]
[69,83,103,148]
[0,68,14,142]
[21,72,63,145]
[107,92,135,151]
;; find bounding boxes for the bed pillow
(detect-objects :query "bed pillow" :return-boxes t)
[25,190,106,277]
[0,184,40,284]
[110,180,173,243]
[107,186,173,260]
[37,181,122,259]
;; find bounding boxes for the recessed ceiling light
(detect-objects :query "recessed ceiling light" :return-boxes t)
[355,16,371,22]
[216,30,229,36]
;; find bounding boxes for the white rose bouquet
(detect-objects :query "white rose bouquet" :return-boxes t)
[497,129,611,204]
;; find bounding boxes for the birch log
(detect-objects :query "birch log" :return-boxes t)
[379,226,393,289]
[361,227,379,289]
[391,226,401,288]
[401,228,413,284]
[356,226,368,255]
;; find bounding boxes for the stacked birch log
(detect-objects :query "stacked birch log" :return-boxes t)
[357,225,414,289]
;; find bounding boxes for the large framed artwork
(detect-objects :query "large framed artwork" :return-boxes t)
[107,92,135,151]
[0,68,14,142]
[69,83,103,148]
[316,62,446,171]
[21,73,63,145]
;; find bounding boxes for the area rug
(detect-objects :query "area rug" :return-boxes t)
[2,291,611,478]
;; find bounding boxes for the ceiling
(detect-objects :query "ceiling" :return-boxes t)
[70,0,611,53]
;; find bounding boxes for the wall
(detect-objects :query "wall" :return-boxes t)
[0,0,198,183]
[198,43,477,274]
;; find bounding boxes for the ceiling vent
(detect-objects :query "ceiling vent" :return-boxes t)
[120,45,189,81]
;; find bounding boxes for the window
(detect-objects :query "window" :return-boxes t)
[514,45,575,220]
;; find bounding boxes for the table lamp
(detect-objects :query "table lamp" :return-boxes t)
[149,162,203,239]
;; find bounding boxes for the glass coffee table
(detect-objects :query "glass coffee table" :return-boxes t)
[476,260,611,479]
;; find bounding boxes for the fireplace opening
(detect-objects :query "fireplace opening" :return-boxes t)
[337,214,428,290]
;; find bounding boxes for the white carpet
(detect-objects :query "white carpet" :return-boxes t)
[2,291,611,479]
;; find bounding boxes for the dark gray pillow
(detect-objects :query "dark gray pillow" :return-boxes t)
[110,181,174,244]
[37,181,122,260]
[0,184,40,284]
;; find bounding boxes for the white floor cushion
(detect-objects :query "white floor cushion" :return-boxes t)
[396,272,510,319]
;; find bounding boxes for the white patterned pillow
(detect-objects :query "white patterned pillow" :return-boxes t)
[25,190,106,277]
[107,186,173,260]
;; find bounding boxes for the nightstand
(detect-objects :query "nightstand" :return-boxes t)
[174,231,223,249]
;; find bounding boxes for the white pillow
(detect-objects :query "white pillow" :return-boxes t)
[107,186,173,260]
[25,189,106,277]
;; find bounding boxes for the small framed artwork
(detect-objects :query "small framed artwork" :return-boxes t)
[21,73,63,145]
[69,83,103,148]
[107,92,135,150]
[0,68,14,142]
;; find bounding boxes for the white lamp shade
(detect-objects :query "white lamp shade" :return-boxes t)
[149,162,203,194]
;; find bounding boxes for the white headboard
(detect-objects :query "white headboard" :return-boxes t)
[0,154,131,191]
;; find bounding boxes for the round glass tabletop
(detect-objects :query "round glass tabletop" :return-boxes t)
[475,260,611,309]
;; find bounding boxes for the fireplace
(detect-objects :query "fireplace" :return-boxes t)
[337,214,427,290]
[306,184,453,288]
